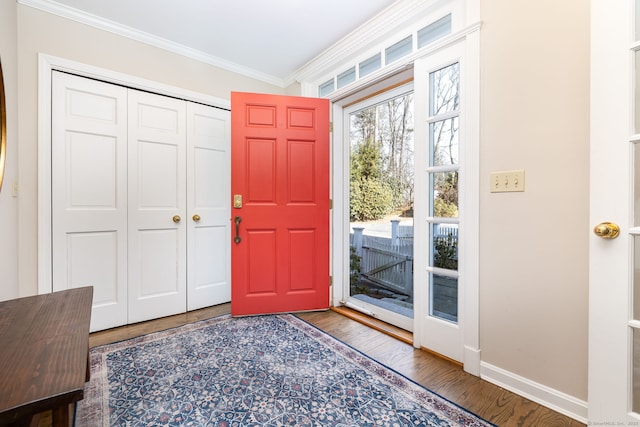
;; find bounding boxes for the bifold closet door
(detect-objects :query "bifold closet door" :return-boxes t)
[127,89,187,323]
[51,71,128,331]
[52,73,231,331]
[186,103,231,310]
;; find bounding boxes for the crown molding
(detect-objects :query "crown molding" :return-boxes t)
[292,0,450,83]
[18,0,286,88]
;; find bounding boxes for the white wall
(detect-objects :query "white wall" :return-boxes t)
[15,5,286,297]
[479,0,589,401]
[0,0,19,301]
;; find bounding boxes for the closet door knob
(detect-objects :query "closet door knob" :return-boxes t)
[172,215,181,223]
[192,214,201,222]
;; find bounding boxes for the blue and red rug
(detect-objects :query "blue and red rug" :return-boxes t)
[76,314,494,426]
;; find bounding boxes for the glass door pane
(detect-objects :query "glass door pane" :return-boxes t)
[348,90,415,330]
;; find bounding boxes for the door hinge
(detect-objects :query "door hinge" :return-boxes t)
[329,276,333,287]
[329,199,333,209]
[330,122,333,133]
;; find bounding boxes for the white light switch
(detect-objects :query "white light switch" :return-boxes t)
[490,170,525,193]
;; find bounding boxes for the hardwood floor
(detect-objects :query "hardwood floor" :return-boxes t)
[83,303,584,427]
[297,309,585,427]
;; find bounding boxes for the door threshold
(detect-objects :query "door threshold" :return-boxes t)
[331,306,413,345]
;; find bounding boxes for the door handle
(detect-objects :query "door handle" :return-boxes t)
[234,216,242,244]
[192,214,201,222]
[593,221,620,239]
[173,215,181,223]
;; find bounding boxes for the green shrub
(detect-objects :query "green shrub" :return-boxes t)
[434,233,458,270]
[434,198,458,217]
[350,178,394,221]
[349,246,361,287]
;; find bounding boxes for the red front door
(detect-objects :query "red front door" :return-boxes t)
[230,92,330,316]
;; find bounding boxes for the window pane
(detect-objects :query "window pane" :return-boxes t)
[431,171,459,218]
[385,36,413,64]
[635,144,640,225]
[430,117,459,166]
[418,14,452,48]
[359,53,382,78]
[319,79,334,97]
[430,272,458,323]
[634,327,640,412]
[430,63,460,116]
[431,223,458,271]
[634,236,640,320]
[637,0,640,41]
[636,51,640,134]
[337,67,356,89]
[430,223,458,322]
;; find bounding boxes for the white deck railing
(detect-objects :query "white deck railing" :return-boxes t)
[350,221,458,297]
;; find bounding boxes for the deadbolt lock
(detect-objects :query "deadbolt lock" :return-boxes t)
[233,194,242,208]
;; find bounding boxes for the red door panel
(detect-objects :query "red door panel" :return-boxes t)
[231,92,330,316]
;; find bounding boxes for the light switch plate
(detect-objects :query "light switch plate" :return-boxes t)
[490,170,525,193]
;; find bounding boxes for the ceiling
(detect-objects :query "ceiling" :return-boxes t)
[33,0,399,85]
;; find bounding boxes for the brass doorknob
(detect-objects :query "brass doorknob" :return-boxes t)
[192,214,201,222]
[173,215,181,223]
[593,222,620,239]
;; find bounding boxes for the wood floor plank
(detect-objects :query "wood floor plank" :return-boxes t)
[82,303,584,427]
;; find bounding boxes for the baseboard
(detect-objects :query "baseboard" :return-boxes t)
[463,345,481,376]
[480,362,588,424]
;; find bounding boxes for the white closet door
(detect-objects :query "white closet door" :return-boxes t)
[51,71,128,332]
[128,90,187,323]
[186,103,231,310]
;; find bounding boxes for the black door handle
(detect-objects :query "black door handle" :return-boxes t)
[234,216,242,244]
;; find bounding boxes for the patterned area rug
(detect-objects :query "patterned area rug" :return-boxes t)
[76,314,494,426]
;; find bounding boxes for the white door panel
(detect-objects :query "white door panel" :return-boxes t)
[135,229,182,295]
[187,103,231,310]
[51,71,128,331]
[67,232,119,305]
[589,0,638,423]
[128,90,187,323]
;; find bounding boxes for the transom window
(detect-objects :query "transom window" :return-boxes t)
[318,14,452,98]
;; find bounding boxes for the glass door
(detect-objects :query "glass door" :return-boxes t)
[413,44,464,363]
[344,84,415,331]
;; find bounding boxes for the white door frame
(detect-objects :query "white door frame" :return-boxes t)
[37,54,229,295]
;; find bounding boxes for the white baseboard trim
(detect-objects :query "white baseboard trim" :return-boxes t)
[463,345,481,376]
[480,362,588,424]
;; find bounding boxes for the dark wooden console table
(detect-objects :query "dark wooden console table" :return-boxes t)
[0,286,93,426]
